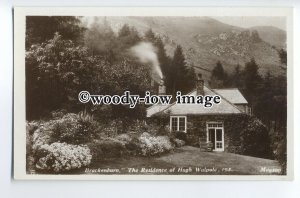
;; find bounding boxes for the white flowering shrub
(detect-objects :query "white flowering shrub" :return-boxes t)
[31,113,99,150]
[35,142,92,172]
[32,120,57,150]
[138,132,173,156]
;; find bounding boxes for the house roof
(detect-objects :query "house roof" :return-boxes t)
[213,88,248,104]
[146,86,246,117]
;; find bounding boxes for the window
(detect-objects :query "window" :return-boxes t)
[171,117,178,131]
[216,129,222,141]
[216,142,222,149]
[170,116,187,132]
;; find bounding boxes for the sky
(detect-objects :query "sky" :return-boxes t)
[211,16,286,30]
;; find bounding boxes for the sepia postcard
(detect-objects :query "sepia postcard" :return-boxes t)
[14,7,293,180]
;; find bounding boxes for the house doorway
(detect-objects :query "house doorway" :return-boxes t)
[207,122,224,151]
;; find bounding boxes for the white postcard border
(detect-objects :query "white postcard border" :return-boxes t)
[14,6,294,180]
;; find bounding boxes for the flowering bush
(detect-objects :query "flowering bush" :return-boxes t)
[138,132,173,156]
[52,113,99,145]
[31,113,99,150]
[35,142,92,172]
[32,120,57,150]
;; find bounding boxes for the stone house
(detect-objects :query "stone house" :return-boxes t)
[146,75,251,152]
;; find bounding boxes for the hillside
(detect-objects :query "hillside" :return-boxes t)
[88,16,287,80]
[249,26,286,49]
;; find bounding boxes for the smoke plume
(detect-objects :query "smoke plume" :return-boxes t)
[130,42,163,81]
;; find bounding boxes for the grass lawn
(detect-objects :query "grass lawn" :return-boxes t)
[73,146,282,175]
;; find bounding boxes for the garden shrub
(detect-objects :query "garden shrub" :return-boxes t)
[86,140,104,162]
[26,122,39,172]
[173,138,185,147]
[35,142,92,173]
[271,128,287,174]
[115,133,132,144]
[240,117,272,159]
[124,136,141,155]
[87,138,127,160]
[32,120,57,150]
[29,112,103,172]
[51,109,67,119]
[174,131,187,142]
[138,132,173,156]
[101,119,122,137]
[51,113,99,145]
[31,113,99,149]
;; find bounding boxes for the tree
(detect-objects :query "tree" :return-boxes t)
[26,32,152,120]
[242,58,263,113]
[26,33,92,119]
[278,48,287,66]
[185,66,197,91]
[154,37,170,76]
[170,45,195,95]
[210,61,227,88]
[117,24,141,52]
[26,16,85,49]
[144,28,156,43]
[234,64,242,86]
[84,17,117,57]
[143,29,173,93]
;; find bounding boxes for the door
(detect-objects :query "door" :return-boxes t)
[207,122,224,151]
[215,129,224,151]
[208,129,216,150]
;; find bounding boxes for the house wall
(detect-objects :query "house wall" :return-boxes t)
[185,114,251,154]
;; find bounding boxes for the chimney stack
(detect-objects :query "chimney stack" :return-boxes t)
[158,78,166,95]
[196,73,204,96]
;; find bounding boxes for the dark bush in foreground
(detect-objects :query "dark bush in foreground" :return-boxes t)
[87,138,127,161]
[174,131,187,142]
[240,117,273,159]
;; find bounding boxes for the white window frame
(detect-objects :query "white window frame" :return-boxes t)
[206,122,224,152]
[170,116,187,133]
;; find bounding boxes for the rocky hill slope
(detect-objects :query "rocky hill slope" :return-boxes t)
[92,16,287,80]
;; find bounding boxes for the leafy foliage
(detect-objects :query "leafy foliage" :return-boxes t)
[173,131,187,142]
[271,127,287,174]
[26,33,92,119]
[173,139,185,147]
[84,17,117,57]
[26,32,151,120]
[210,61,228,88]
[240,117,272,159]
[26,16,85,49]
[169,45,196,94]
[87,138,127,161]
[30,113,99,152]
[278,48,287,65]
